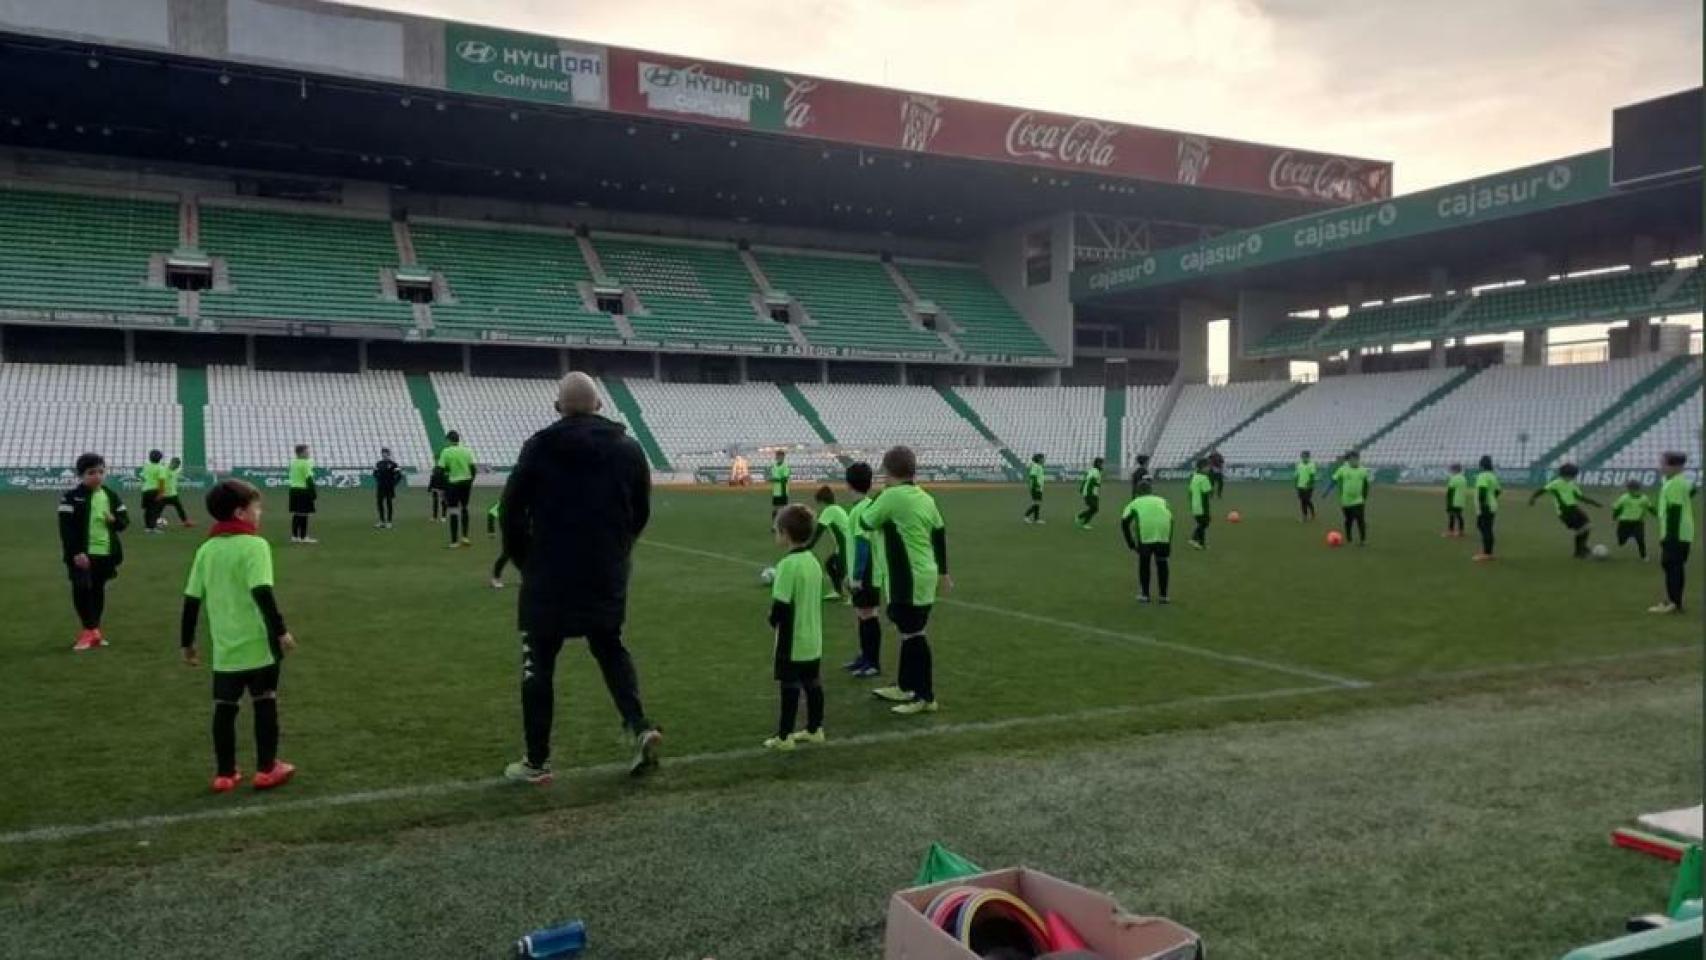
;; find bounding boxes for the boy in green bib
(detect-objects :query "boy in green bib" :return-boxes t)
[765,505,826,750]
[181,480,298,793]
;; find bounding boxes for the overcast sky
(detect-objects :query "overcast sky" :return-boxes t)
[347,0,1700,192]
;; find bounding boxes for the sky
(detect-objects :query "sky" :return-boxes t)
[346,0,1701,192]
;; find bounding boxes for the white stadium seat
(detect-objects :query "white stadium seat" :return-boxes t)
[1364,355,1668,467]
[205,366,430,470]
[795,384,1003,471]
[1222,369,1455,465]
[957,386,1104,467]
[1151,381,1294,467]
[0,362,180,469]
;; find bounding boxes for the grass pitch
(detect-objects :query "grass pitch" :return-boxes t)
[0,481,1698,958]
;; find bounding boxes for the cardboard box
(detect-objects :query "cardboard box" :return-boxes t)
[884,867,1202,960]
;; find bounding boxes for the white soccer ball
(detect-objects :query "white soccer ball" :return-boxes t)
[155,517,169,529]
[1590,544,1609,560]
[760,566,778,585]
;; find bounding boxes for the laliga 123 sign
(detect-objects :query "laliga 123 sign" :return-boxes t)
[445,23,607,108]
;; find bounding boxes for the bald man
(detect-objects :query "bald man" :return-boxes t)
[498,372,661,784]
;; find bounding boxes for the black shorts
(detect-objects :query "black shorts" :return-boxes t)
[1560,507,1589,531]
[1029,488,1043,503]
[886,602,932,635]
[771,494,788,507]
[851,582,880,609]
[446,481,474,508]
[775,657,822,685]
[1082,495,1099,511]
[1137,542,1172,560]
[212,663,280,701]
[1616,520,1644,544]
[67,555,118,583]
[288,488,316,514]
[1297,488,1313,501]
[376,485,398,500]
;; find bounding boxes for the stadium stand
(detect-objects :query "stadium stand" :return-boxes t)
[1315,299,1457,352]
[1150,381,1296,468]
[1221,368,1462,465]
[1245,319,1324,358]
[623,380,831,475]
[0,362,179,468]
[204,366,430,470]
[1119,383,1171,462]
[0,187,180,319]
[594,237,792,349]
[794,383,1005,470]
[1452,267,1681,337]
[956,386,1104,466]
[1364,355,1669,467]
[430,372,628,471]
[754,250,943,355]
[1603,388,1704,469]
[897,261,1054,360]
[198,204,413,328]
[411,221,619,340]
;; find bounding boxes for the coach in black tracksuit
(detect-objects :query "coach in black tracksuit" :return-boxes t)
[500,372,661,782]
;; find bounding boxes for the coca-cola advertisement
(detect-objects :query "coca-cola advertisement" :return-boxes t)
[600,45,1389,203]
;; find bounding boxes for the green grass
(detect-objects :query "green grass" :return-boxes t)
[0,482,1698,958]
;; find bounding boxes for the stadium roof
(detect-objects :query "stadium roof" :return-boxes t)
[0,0,1390,241]
[1073,147,1703,309]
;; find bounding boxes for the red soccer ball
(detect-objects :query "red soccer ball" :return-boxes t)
[1226,510,1242,523]
[1325,530,1344,548]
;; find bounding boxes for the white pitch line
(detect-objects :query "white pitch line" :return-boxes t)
[642,538,1370,689]
[0,683,1340,846]
[1,645,1693,846]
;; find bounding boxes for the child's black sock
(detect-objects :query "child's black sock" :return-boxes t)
[254,697,279,771]
[213,702,239,776]
[804,682,824,732]
[777,685,800,738]
[858,618,881,669]
[449,513,461,543]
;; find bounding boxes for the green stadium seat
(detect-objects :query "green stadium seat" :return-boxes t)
[1316,299,1455,351]
[1247,319,1325,357]
[199,205,413,328]
[0,188,179,318]
[1453,268,1677,336]
[593,237,793,350]
[894,262,1054,360]
[410,221,620,340]
[754,250,944,356]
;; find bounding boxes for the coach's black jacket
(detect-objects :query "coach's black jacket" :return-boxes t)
[502,412,651,637]
[58,484,130,569]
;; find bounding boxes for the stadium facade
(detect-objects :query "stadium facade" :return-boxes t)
[0,1,1698,491]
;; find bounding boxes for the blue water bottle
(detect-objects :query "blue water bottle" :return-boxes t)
[515,919,587,958]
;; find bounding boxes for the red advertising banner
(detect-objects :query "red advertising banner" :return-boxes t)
[600,48,1392,204]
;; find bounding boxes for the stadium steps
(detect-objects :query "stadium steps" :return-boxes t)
[1187,381,1307,466]
[601,377,672,471]
[177,366,208,471]
[1532,355,1693,468]
[1585,372,1703,470]
[934,385,1025,473]
[404,372,449,453]
[1349,366,1481,454]
[1103,382,1125,469]
[777,382,840,445]
[1136,374,1186,461]
[1653,264,1696,306]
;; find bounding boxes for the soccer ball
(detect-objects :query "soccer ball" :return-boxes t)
[155,517,169,529]
[1226,510,1242,523]
[760,566,778,585]
[1590,544,1609,560]
[1325,531,1344,548]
